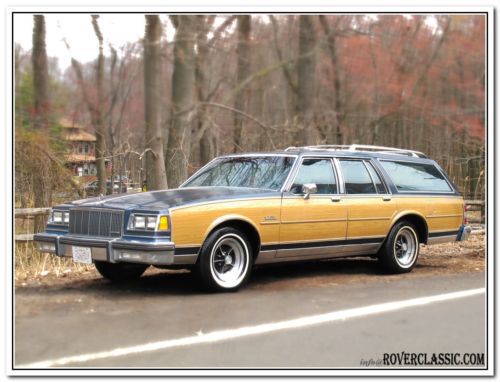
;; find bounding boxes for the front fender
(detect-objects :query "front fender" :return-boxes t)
[203,214,261,242]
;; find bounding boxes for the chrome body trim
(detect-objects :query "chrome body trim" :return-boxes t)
[256,242,382,264]
[426,235,457,245]
[173,254,198,265]
[426,214,463,219]
[276,242,381,258]
[254,250,276,264]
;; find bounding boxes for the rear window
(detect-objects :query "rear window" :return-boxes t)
[380,161,452,192]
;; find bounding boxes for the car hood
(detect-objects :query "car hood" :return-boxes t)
[69,187,280,211]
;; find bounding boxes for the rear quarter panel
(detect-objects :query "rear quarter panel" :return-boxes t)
[393,196,464,234]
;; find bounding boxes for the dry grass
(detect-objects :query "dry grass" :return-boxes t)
[15,242,94,282]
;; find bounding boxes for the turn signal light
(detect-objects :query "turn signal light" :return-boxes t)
[159,216,169,231]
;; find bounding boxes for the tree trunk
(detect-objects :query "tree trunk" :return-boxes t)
[32,15,49,130]
[194,16,214,167]
[233,15,252,152]
[293,15,316,146]
[166,16,196,188]
[91,15,107,195]
[319,15,344,144]
[144,15,168,190]
[31,15,51,232]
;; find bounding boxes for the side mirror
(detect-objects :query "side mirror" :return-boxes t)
[302,183,317,199]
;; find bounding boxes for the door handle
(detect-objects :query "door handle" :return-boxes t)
[382,196,392,201]
[331,196,341,202]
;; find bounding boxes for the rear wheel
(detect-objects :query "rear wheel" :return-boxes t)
[378,221,419,273]
[196,227,253,292]
[94,261,148,282]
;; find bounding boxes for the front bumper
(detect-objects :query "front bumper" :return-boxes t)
[456,224,472,242]
[33,233,196,265]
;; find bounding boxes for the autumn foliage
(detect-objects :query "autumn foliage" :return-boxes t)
[15,14,486,202]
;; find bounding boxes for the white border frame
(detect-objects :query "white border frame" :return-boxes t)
[4,4,494,378]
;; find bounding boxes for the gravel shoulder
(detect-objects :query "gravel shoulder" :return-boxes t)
[14,233,485,313]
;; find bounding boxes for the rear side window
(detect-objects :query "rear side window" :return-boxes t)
[380,161,452,192]
[339,160,376,194]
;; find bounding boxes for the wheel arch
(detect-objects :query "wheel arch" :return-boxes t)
[390,211,429,244]
[203,215,261,259]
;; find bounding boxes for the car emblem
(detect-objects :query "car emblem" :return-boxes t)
[264,216,277,221]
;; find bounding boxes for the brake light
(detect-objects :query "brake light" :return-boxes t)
[463,203,468,225]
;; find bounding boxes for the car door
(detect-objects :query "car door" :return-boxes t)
[337,158,397,252]
[277,157,348,258]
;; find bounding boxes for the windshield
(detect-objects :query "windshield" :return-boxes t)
[182,156,296,191]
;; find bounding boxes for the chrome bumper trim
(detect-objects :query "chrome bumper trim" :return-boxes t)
[427,235,457,245]
[33,233,191,265]
[457,225,472,242]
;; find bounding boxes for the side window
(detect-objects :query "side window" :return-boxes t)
[365,161,387,194]
[291,158,337,194]
[339,160,376,194]
[380,160,452,192]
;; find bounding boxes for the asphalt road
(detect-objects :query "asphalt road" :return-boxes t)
[14,260,486,369]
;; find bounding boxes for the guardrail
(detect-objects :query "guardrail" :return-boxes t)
[14,200,485,242]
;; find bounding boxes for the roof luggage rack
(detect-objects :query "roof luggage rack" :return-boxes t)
[284,144,427,158]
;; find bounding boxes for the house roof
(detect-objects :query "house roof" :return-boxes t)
[59,117,85,129]
[60,118,96,142]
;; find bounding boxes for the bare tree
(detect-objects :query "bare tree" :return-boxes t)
[166,16,197,188]
[143,15,168,190]
[293,15,317,146]
[193,16,237,166]
[31,15,51,231]
[318,15,344,144]
[233,15,252,152]
[193,16,215,167]
[32,15,49,130]
[90,15,108,194]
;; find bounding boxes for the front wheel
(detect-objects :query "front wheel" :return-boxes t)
[378,221,420,273]
[196,227,253,292]
[94,261,149,282]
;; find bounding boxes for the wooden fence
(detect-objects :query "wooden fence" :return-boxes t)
[465,200,485,224]
[14,207,51,242]
[14,201,485,242]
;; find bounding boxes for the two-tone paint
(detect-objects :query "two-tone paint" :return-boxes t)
[34,149,470,267]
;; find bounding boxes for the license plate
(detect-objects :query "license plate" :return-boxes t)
[72,246,92,264]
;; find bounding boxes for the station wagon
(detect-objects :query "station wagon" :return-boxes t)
[35,144,471,291]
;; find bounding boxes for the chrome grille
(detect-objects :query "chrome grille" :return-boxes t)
[69,209,123,237]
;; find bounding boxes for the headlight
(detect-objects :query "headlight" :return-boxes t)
[49,210,69,225]
[134,216,146,229]
[128,214,169,232]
